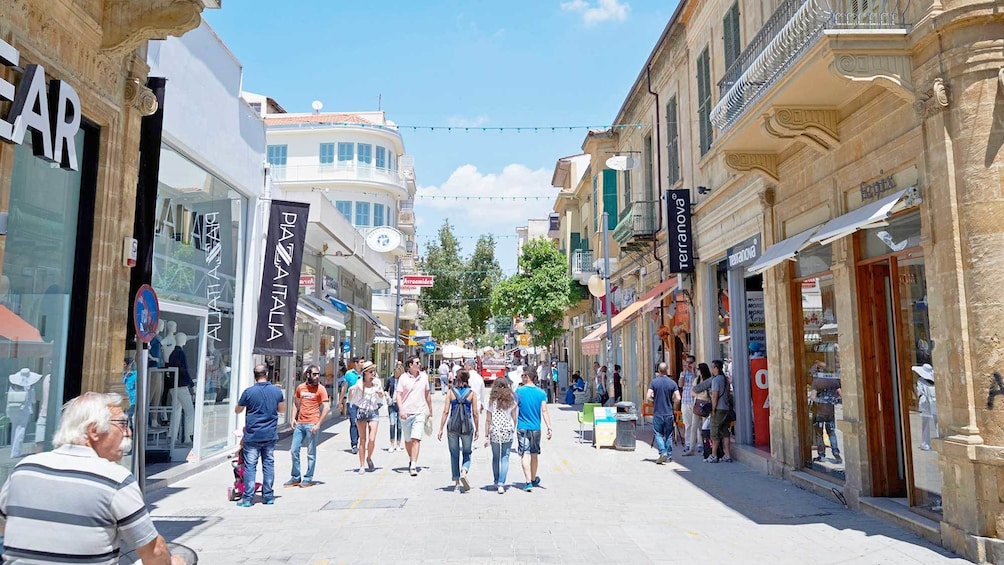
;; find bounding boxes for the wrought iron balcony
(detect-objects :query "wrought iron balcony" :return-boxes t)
[571,249,593,283]
[711,0,908,133]
[612,200,657,244]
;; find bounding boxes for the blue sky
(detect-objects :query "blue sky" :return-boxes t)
[205,0,675,273]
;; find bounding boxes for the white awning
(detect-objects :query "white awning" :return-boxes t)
[296,301,346,331]
[810,188,918,246]
[747,226,821,275]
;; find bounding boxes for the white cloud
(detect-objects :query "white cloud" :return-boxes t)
[445,115,491,128]
[415,164,555,271]
[560,0,630,26]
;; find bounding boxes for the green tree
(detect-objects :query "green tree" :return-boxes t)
[490,238,573,348]
[423,305,471,343]
[418,221,468,341]
[463,235,502,334]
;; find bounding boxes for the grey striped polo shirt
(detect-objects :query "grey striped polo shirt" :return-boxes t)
[0,444,159,564]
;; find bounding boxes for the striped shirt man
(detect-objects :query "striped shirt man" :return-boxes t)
[0,444,159,564]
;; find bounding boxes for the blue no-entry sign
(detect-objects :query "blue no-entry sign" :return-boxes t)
[133,284,159,344]
[423,340,437,354]
[342,341,351,353]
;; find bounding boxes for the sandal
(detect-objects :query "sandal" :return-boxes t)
[704,456,719,463]
[722,456,734,463]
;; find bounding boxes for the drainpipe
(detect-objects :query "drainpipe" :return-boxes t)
[646,65,665,323]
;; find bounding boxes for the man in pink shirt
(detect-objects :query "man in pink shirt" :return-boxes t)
[395,355,433,476]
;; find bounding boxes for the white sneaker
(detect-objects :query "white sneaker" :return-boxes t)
[358,467,366,474]
[497,485,504,494]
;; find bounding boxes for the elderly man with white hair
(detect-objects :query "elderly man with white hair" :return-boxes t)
[0,391,184,564]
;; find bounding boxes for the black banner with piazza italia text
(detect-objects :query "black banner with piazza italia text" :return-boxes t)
[253,200,310,355]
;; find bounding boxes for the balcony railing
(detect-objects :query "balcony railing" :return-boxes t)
[571,249,593,277]
[612,201,657,243]
[711,0,908,133]
[269,162,407,190]
[398,199,415,225]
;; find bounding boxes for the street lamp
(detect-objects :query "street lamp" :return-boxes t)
[587,212,614,393]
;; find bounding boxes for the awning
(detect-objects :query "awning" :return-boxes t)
[296,300,346,330]
[810,188,918,246]
[326,296,389,331]
[747,226,821,275]
[300,295,347,329]
[0,305,52,358]
[581,277,677,355]
[373,327,403,345]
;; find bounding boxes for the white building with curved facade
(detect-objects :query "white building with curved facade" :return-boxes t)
[243,93,418,376]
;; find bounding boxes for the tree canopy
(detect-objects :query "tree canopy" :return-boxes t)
[490,238,573,349]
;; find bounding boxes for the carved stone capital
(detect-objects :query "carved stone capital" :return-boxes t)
[724,152,780,182]
[830,52,914,101]
[762,107,841,152]
[124,78,159,116]
[101,0,205,56]
[913,77,951,119]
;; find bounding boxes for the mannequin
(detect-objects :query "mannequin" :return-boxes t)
[912,364,937,450]
[168,332,196,445]
[149,319,166,368]
[151,320,178,421]
[7,369,42,457]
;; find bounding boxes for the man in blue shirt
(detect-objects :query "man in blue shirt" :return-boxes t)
[339,357,363,454]
[647,362,681,465]
[515,371,552,491]
[235,364,286,506]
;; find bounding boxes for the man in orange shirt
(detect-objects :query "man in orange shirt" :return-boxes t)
[284,364,330,488]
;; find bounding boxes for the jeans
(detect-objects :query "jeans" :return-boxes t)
[242,439,276,503]
[653,414,674,458]
[290,424,318,482]
[347,404,359,448]
[447,432,473,481]
[388,404,402,443]
[814,420,840,457]
[490,440,512,485]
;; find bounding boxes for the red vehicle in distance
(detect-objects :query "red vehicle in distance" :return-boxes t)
[478,356,508,386]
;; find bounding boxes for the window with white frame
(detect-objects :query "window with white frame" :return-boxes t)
[355,201,371,226]
[266,144,287,166]
[375,146,387,169]
[319,143,335,165]
[336,201,352,221]
[373,203,385,227]
[358,143,372,165]
[337,142,354,164]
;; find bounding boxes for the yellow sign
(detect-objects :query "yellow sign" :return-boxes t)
[519,334,530,346]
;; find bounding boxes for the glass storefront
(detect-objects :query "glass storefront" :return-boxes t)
[713,261,731,362]
[149,144,247,461]
[0,129,91,478]
[795,244,844,481]
[858,212,941,517]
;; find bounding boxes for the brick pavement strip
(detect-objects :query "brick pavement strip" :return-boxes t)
[148,396,967,564]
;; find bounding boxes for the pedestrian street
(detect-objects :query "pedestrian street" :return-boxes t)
[145,394,964,564]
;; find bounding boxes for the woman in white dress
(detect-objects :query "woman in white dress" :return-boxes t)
[484,378,518,494]
[348,361,385,473]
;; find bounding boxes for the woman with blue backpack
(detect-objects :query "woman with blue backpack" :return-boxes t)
[437,370,479,493]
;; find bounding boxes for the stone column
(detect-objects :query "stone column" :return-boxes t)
[913,11,1004,563]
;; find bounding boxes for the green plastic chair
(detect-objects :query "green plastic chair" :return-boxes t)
[577,403,600,444]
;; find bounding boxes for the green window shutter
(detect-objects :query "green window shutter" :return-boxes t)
[602,169,618,230]
[723,2,741,72]
[592,174,599,232]
[697,46,713,155]
[666,96,680,185]
[570,232,581,253]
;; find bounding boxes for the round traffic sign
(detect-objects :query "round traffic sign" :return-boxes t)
[423,340,437,354]
[133,284,160,344]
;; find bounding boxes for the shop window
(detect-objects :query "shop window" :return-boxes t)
[714,261,731,361]
[798,272,845,481]
[0,127,92,472]
[861,213,922,259]
[152,144,247,461]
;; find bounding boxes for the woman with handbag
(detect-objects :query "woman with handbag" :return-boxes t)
[348,361,385,473]
[691,363,715,458]
[437,370,479,492]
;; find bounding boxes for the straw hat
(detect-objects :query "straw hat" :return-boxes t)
[357,360,376,374]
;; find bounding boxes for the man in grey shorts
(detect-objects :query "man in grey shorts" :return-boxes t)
[514,370,551,491]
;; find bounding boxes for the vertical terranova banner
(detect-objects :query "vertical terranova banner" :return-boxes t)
[667,189,695,273]
[253,200,310,355]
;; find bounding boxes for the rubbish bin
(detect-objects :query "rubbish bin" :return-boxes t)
[614,401,637,451]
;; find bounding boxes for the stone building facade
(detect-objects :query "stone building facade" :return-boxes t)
[554,1,1004,561]
[0,0,215,472]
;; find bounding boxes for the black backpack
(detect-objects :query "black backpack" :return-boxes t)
[446,387,473,435]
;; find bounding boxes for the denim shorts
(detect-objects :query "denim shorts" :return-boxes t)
[357,408,379,422]
[516,429,541,455]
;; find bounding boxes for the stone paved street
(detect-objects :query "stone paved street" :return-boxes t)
[147,396,967,564]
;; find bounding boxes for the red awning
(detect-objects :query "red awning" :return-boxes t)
[580,277,677,356]
[0,305,52,358]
